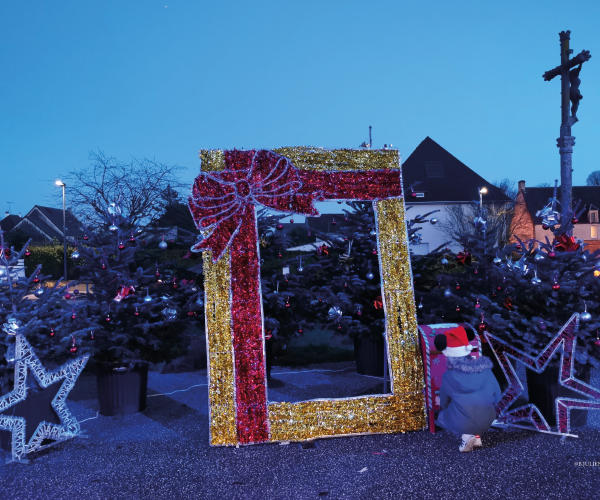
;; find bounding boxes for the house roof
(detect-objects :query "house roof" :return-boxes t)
[11,205,85,241]
[401,137,511,203]
[0,214,23,233]
[522,185,600,224]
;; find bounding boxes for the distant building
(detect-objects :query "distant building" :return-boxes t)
[9,206,85,244]
[0,212,23,234]
[511,181,600,252]
[401,137,511,254]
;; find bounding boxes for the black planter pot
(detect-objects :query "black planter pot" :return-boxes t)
[526,364,591,428]
[353,337,384,377]
[96,363,148,417]
[0,380,62,452]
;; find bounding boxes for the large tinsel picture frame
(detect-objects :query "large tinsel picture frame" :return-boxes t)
[189,147,425,446]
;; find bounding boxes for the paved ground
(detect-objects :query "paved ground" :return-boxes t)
[1,364,599,499]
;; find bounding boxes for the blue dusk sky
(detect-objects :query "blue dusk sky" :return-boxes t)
[1,1,599,217]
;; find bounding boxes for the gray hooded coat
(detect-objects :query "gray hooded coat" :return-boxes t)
[437,355,502,436]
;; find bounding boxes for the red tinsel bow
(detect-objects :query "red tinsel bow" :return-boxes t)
[374,296,383,309]
[456,251,471,265]
[188,150,321,262]
[554,234,580,252]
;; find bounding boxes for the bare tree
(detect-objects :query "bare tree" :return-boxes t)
[60,151,188,227]
[436,178,516,246]
[586,170,600,186]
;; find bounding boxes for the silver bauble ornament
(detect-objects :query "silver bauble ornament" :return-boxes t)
[493,257,502,265]
[444,288,452,298]
[107,202,122,215]
[144,294,153,303]
[109,224,118,232]
[159,241,168,250]
[534,253,545,262]
[196,297,204,307]
[581,311,592,322]
[161,307,179,321]
[370,230,377,237]
[34,288,44,296]
[298,266,304,273]
[72,251,80,260]
[328,306,342,318]
[440,258,448,265]
[366,272,374,280]
[429,218,438,225]
[531,277,541,285]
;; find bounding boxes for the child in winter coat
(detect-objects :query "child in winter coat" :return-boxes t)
[434,326,502,452]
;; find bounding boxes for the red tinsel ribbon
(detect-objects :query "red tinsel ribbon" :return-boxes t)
[554,234,580,252]
[317,244,330,256]
[188,149,402,445]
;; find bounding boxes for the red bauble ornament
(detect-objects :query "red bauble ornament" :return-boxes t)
[497,286,502,290]
[344,283,348,287]
[188,311,195,316]
[276,224,283,230]
[142,240,146,245]
[130,237,135,242]
[338,325,342,330]
[118,243,125,250]
[25,250,31,257]
[32,277,40,283]
[542,224,549,230]
[298,328,303,333]
[83,235,89,240]
[516,244,521,251]
[548,251,556,258]
[456,306,460,312]
[318,298,322,303]
[50,328,55,337]
[90,332,94,339]
[332,219,336,225]
[106,314,111,322]
[290,219,294,223]
[278,253,282,258]
[135,308,139,316]
[372,249,377,255]
[70,346,77,353]
[552,282,560,290]
[410,192,417,198]
[455,285,460,290]
[357,311,362,316]
[478,322,487,333]
[572,218,578,224]
[64,293,72,299]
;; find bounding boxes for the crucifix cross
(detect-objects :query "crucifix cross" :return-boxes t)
[542,31,592,214]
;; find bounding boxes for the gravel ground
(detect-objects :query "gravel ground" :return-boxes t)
[1,364,599,500]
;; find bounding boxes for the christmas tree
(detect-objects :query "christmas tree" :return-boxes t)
[416,187,600,371]
[0,232,99,395]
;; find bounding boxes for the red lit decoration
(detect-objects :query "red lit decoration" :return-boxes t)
[504,297,513,310]
[455,251,471,266]
[552,282,561,291]
[24,249,31,257]
[50,328,55,337]
[188,148,402,444]
[555,234,580,252]
[118,242,125,250]
[374,296,383,309]
[317,244,329,256]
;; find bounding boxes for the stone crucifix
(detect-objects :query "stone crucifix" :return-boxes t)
[543,31,591,213]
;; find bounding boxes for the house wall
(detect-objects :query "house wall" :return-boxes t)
[533,223,600,252]
[510,190,535,244]
[404,202,471,255]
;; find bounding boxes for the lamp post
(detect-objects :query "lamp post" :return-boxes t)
[55,180,67,283]
[478,187,488,210]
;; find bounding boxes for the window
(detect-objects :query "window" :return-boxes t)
[415,192,425,198]
[589,210,598,223]
[591,226,598,239]
[425,161,444,177]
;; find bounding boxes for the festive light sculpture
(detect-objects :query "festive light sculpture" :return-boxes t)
[0,334,89,464]
[189,147,425,445]
[485,313,600,435]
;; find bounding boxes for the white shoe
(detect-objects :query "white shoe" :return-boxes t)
[459,434,476,452]
[474,435,482,448]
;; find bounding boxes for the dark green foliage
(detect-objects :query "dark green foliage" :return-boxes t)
[416,201,600,368]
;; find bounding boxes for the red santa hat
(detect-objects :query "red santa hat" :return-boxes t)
[441,326,474,358]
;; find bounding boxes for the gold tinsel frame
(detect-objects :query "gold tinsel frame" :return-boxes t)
[201,147,425,445]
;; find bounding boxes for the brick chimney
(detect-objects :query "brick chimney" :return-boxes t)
[3,211,9,219]
[518,180,526,193]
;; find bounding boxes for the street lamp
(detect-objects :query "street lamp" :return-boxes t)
[479,187,488,210]
[55,180,67,283]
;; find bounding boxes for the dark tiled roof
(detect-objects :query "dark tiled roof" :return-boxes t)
[523,186,600,224]
[31,206,85,237]
[0,215,22,232]
[25,213,62,240]
[401,137,511,203]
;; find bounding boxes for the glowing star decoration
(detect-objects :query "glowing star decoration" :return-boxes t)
[485,314,600,436]
[189,147,425,446]
[0,334,89,464]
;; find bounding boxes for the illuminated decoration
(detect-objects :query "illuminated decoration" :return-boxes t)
[0,334,89,464]
[485,314,600,436]
[189,147,425,446]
